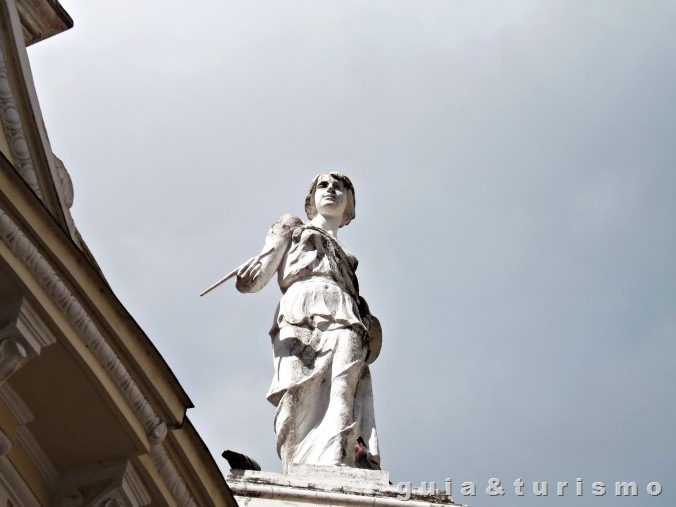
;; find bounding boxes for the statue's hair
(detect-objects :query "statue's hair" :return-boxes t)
[304,172,356,227]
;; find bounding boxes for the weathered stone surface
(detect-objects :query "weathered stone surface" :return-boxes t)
[227,465,463,506]
[233,174,382,471]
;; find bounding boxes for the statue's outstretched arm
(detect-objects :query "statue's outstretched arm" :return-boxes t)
[235,214,303,293]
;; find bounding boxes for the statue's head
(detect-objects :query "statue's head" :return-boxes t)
[305,172,356,227]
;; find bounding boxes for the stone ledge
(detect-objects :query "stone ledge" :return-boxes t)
[227,465,463,506]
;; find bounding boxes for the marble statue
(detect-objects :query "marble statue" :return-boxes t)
[234,172,382,471]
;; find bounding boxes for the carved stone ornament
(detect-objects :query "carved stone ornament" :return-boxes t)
[54,460,151,507]
[0,44,41,197]
[0,207,196,506]
[0,296,55,385]
[53,154,74,209]
[0,41,78,244]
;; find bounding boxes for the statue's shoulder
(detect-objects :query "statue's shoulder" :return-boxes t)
[267,214,304,239]
[273,213,304,227]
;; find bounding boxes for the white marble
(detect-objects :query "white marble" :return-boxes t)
[234,173,382,470]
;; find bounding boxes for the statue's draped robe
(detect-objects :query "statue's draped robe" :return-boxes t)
[262,215,380,470]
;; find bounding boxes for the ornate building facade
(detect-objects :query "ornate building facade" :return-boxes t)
[0,1,237,505]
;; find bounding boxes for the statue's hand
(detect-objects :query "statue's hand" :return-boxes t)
[238,256,261,279]
[235,256,262,291]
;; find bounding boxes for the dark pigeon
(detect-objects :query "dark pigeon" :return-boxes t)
[354,436,380,470]
[222,450,261,471]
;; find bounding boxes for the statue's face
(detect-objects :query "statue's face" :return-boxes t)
[314,174,348,220]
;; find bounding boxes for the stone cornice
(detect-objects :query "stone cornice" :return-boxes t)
[15,0,73,46]
[0,4,71,231]
[0,206,198,506]
[228,466,463,506]
[0,150,192,427]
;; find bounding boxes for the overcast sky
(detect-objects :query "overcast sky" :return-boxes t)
[27,1,675,505]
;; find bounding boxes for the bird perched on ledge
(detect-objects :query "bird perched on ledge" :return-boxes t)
[222,450,261,471]
[354,436,380,470]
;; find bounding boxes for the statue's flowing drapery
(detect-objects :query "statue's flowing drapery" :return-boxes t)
[258,216,380,470]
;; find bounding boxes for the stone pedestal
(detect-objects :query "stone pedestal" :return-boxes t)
[227,465,463,507]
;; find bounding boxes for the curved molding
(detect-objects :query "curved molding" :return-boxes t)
[149,445,197,507]
[0,208,163,437]
[0,207,196,505]
[0,43,41,197]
